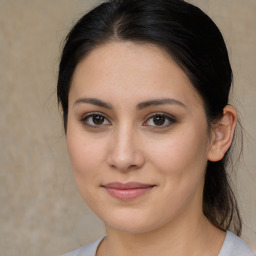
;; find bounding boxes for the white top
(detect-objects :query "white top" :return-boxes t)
[61,231,255,256]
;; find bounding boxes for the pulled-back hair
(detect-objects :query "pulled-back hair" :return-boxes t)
[57,0,242,235]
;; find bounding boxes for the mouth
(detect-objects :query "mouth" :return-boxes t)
[101,182,156,200]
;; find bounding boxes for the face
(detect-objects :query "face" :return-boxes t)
[67,41,213,234]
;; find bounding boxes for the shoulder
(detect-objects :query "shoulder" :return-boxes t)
[60,237,105,256]
[219,231,255,256]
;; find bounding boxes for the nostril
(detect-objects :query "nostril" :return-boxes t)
[107,154,145,172]
[109,163,138,170]
[128,164,138,169]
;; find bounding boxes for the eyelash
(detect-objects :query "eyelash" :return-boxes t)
[143,112,176,128]
[81,112,111,128]
[81,112,176,128]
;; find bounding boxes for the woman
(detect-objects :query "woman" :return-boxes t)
[58,0,255,255]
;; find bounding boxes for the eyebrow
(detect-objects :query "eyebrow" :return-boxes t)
[73,97,186,109]
[137,98,186,109]
[73,98,113,109]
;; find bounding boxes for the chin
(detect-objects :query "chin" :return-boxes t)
[107,220,156,234]
[100,208,170,235]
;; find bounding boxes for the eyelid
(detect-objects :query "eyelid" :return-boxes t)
[81,111,106,120]
[143,112,176,127]
[81,112,111,127]
[80,111,176,128]
[146,112,175,119]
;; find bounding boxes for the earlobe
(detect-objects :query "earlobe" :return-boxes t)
[207,105,237,162]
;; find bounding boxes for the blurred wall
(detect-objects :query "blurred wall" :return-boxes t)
[0,0,255,255]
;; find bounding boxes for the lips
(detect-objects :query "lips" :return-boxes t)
[102,182,155,200]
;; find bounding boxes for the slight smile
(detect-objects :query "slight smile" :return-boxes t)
[102,182,156,200]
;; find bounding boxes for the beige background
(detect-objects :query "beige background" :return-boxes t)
[0,0,255,255]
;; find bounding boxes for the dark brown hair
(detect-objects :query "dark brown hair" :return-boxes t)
[57,0,242,235]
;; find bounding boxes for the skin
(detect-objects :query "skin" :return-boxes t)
[66,41,237,256]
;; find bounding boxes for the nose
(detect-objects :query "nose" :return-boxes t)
[107,125,145,172]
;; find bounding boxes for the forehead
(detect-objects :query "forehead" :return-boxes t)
[69,41,203,108]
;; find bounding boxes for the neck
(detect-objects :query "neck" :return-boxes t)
[97,214,225,256]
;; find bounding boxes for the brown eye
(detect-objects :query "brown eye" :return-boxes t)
[143,113,176,128]
[153,115,166,126]
[82,113,111,127]
[92,115,105,125]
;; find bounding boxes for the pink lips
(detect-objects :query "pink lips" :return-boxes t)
[102,182,155,200]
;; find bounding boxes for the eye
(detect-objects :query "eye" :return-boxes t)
[81,113,111,127]
[143,113,175,128]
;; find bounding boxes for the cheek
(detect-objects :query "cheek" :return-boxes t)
[66,132,106,206]
[68,142,100,171]
[146,127,209,184]
[66,126,106,179]
[146,131,209,213]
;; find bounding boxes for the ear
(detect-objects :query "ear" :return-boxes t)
[207,105,237,162]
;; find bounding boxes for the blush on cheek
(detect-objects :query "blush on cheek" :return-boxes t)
[68,138,104,177]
